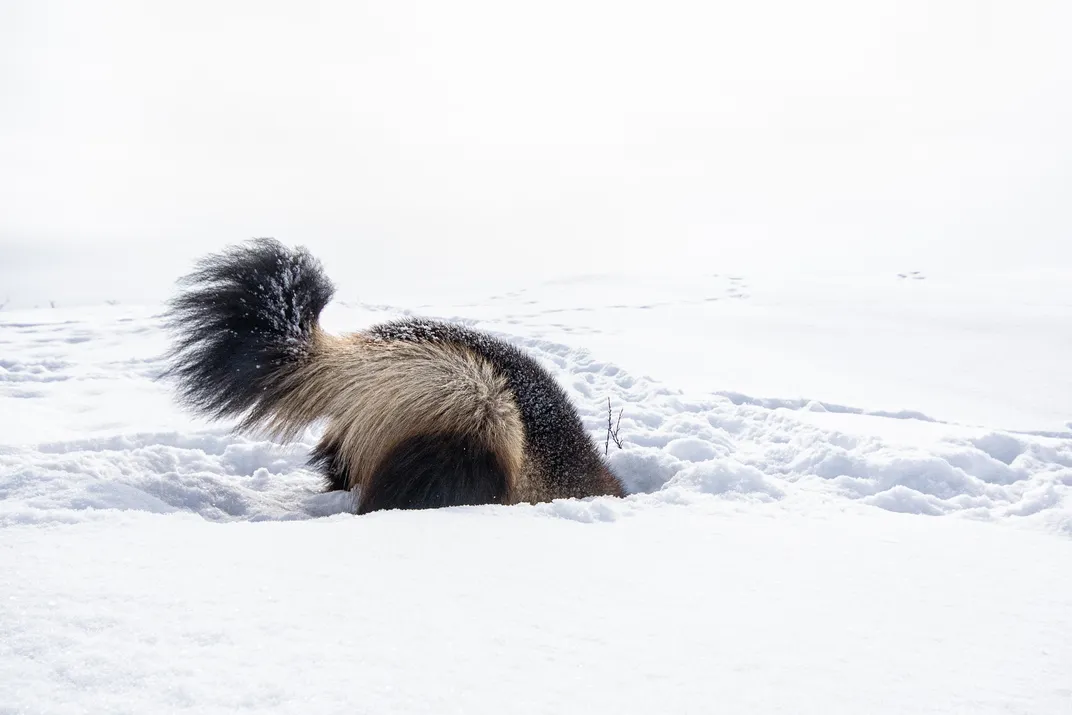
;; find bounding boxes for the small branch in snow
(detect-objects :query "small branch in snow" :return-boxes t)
[605,397,624,455]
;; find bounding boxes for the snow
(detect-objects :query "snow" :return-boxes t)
[2,269,1071,714]
[4,1,1072,709]
[3,504,1071,715]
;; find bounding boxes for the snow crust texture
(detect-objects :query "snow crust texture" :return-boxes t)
[1,304,1070,535]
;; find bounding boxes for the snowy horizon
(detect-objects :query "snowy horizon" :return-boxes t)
[3,1,1072,308]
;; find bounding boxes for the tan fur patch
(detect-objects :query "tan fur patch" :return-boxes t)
[247,329,528,500]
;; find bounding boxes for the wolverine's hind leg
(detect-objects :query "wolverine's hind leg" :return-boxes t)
[357,432,511,514]
[307,436,351,493]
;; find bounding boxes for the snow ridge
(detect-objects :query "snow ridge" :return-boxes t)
[1,305,1070,535]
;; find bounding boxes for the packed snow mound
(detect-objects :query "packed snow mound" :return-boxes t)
[2,305,1070,535]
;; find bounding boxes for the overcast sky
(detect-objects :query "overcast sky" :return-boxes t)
[2,1,1070,307]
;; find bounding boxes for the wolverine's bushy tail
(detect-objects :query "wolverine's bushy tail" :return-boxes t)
[163,238,335,433]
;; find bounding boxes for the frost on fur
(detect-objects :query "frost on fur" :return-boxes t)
[162,238,335,427]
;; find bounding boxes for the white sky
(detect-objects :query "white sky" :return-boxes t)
[1,1,1070,307]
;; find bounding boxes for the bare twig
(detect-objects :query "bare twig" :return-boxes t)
[605,399,610,455]
[605,397,625,455]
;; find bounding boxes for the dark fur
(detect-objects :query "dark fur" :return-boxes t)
[359,433,510,514]
[163,239,335,428]
[367,319,618,501]
[165,238,626,514]
[306,438,350,493]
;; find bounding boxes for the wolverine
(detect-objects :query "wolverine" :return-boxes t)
[163,239,625,514]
